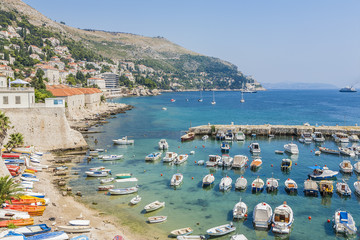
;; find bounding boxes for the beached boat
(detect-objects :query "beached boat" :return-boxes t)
[181,132,195,142]
[339,160,353,173]
[158,139,169,150]
[333,210,357,235]
[7,197,46,206]
[233,199,248,219]
[71,235,89,240]
[57,225,91,233]
[115,173,132,179]
[115,177,138,183]
[100,178,114,184]
[85,171,109,177]
[319,180,334,196]
[312,132,325,142]
[299,132,312,144]
[332,132,349,143]
[272,202,294,234]
[217,154,233,167]
[219,176,232,191]
[284,179,297,193]
[250,143,261,154]
[336,181,351,196]
[97,185,114,191]
[145,152,162,161]
[144,201,165,212]
[338,147,356,157]
[0,209,30,220]
[230,235,248,240]
[303,179,319,196]
[266,178,279,192]
[206,155,221,167]
[206,222,236,236]
[202,174,215,187]
[308,166,338,180]
[4,205,45,217]
[171,227,193,237]
[148,216,167,224]
[101,155,124,161]
[220,142,230,152]
[251,177,264,192]
[253,202,272,230]
[20,192,45,198]
[235,176,247,190]
[109,186,138,195]
[281,158,292,171]
[0,218,34,227]
[354,181,360,196]
[250,158,262,171]
[170,173,184,186]
[232,155,248,168]
[113,136,134,145]
[130,195,141,205]
[174,154,188,165]
[163,152,178,163]
[349,135,359,142]
[354,162,360,174]
[235,131,245,141]
[69,220,90,226]
[26,231,69,240]
[14,224,51,236]
[318,147,339,155]
[177,236,207,240]
[0,231,26,240]
[284,143,299,155]
[20,176,39,182]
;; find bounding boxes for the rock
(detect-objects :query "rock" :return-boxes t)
[52,203,56,207]
[76,191,82,197]
[62,191,67,196]
[66,187,72,191]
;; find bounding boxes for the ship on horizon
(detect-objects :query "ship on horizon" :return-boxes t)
[339,86,357,92]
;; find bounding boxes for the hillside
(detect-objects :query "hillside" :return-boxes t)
[0,0,262,90]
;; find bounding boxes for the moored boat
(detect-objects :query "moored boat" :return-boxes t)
[148,216,167,224]
[336,181,351,196]
[299,132,312,144]
[85,171,109,177]
[170,173,184,186]
[219,176,232,191]
[100,178,115,184]
[339,160,353,173]
[0,209,30,220]
[271,202,294,234]
[354,162,360,174]
[233,199,248,219]
[202,135,209,141]
[232,155,248,168]
[69,220,90,226]
[163,152,178,163]
[158,139,169,150]
[130,195,141,205]
[349,134,359,142]
[144,201,165,212]
[250,143,261,154]
[338,147,356,157]
[281,158,292,171]
[181,132,195,142]
[333,210,357,235]
[284,178,298,193]
[97,185,114,191]
[206,222,236,236]
[171,227,193,237]
[250,158,262,171]
[284,143,299,155]
[206,155,221,167]
[266,178,279,192]
[174,154,188,165]
[312,132,325,142]
[113,136,134,145]
[251,177,264,193]
[319,180,334,196]
[109,186,138,195]
[145,152,162,161]
[220,142,230,152]
[308,166,338,180]
[230,235,248,240]
[332,132,349,143]
[235,176,247,190]
[101,155,124,161]
[303,179,319,196]
[202,174,215,187]
[253,202,272,230]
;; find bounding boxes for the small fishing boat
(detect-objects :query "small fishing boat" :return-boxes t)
[158,139,169,150]
[281,158,292,171]
[284,178,297,193]
[171,99,176,102]
[333,210,357,235]
[69,220,90,226]
[4,205,45,216]
[336,181,351,196]
[0,218,34,227]
[332,132,349,143]
[20,177,39,182]
[57,225,91,233]
[113,136,134,145]
[250,143,261,154]
[354,162,360,174]
[284,143,299,155]
[170,173,184,186]
[100,178,115,184]
[115,177,138,183]
[102,155,124,161]
[97,185,114,191]
[253,202,272,230]
[224,131,234,141]
[0,231,26,240]
[171,227,193,237]
[163,152,178,163]
[303,179,319,196]
[206,155,221,167]
[220,142,230,152]
[14,224,51,236]
[232,155,248,168]
[197,160,205,165]
[235,131,245,141]
[95,149,104,152]
[272,202,294,234]
[144,201,165,212]
[339,147,356,157]
[218,154,233,167]
[219,176,232,191]
[315,150,321,156]
[266,178,279,192]
[206,222,236,236]
[319,180,334,196]
[339,160,353,173]
[177,236,207,240]
[202,135,209,141]
[353,181,360,196]
[148,216,167,224]
[0,209,30,220]
[145,152,162,161]
[130,195,141,205]
[318,147,339,155]
[174,154,188,165]
[115,173,132,179]
[190,151,195,155]
[20,192,45,198]
[181,132,195,142]
[312,132,325,142]
[250,158,262,171]
[26,231,69,240]
[202,174,215,187]
[275,150,284,154]
[231,235,248,240]
[349,135,359,142]
[299,132,312,144]
[89,151,99,156]
[233,199,248,219]
[109,186,138,195]
[251,177,264,193]
[216,130,225,140]
[85,171,109,177]
[235,176,247,190]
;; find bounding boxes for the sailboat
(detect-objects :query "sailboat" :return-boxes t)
[198,90,203,102]
[240,91,245,103]
[211,91,216,105]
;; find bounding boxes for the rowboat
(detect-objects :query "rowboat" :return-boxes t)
[57,225,91,233]
[144,201,165,212]
[171,227,193,236]
[284,178,298,193]
[6,197,46,205]
[177,236,207,240]
[219,176,232,191]
[0,231,26,240]
[251,177,264,193]
[333,210,357,235]
[250,158,262,171]
[115,177,138,183]
[235,176,247,190]
[100,178,115,184]
[253,202,272,229]
[14,224,51,236]
[85,171,109,177]
[174,154,188,165]
[26,231,69,240]
[0,209,30,220]
[113,136,134,145]
[102,155,124,161]
[233,199,248,219]
[109,186,138,195]
[130,195,141,205]
[21,177,39,182]
[115,173,132,179]
[272,202,294,234]
[206,222,236,236]
[230,235,248,240]
[0,218,34,227]
[202,174,215,187]
[69,220,90,226]
[97,185,114,191]
[170,173,183,186]
[181,132,195,141]
[319,147,339,155]
[148,216,167,224]
[145,152,162,161]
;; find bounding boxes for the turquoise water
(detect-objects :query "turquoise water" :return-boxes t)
[70,90,360,239]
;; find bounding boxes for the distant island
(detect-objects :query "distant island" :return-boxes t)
[262,82,338,90]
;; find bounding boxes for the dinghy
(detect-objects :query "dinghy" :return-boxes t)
[100,178,115,184]
[271,202,294,234]
[0,231,26,240]
[206,222,236,236]
[177,236,207,240]
[303,179,319,196]
[252,202,272,230]
[148,216,167,224]
[144,201,165,212]
[171,227,193,237]
[202,174,215,187]
[26,231,69,240]
[232,155,248,168]
[219,176,232,191]
[170,173,184,186]
[115,173,132,179]
[130,195,141,205]
[250,158,262,171]
[235,176,247,190]
[145,152,162,161]
[336,181,351,196]
[85,171,109,177]
[339,160,353,173]
[163,152,178,163]
[284,178,298,193]
[69,220,90,226]
[57,225,91,233]
[14,224,51,236]
[0,209,30,220]
[109,186,138,195]
[333,210,357,235]
[233,199,248,219]
[102,155,123,161]
[251,177,264,193]
[266,178,279,192]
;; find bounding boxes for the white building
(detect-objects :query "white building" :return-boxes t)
[87,77,106,89]
[102,72,119,88]
[0,87,35,109]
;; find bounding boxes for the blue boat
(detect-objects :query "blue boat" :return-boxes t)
[26,231,69,240]
[15,224,51,236]
[308,166,338,180]
[220,142,230,153]
[4,159,25,165]
[71,235,89,240]
[1,231,26,239]
[21,173,37,178]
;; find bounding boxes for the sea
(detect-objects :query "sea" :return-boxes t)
[69,90,360,240]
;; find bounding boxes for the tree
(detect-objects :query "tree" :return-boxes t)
[75,71,85,84]
[30,69,46,90]
[0,176,22,204]
[0,111,11,145]
[66,74,76,86]
[5,133,24,152]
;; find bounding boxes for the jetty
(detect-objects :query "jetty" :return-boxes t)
[188,123,360,137]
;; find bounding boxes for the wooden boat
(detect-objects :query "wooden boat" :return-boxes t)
[181,132,195,141]
[158,139,169,150]
[319,147,339,155]
[69,220,90,226]
[235,176,247,190]
[6,197,46,206]
[354,181,360,196]
[206,155,221,167]
[145,152,162,161]
[97,185,114,191]
[102,155,124,161]
[281,158,292,171]
[284,179,298,193]
[170,173,184,186]
[171,227,193,236]
[333,210,357,235]
[4,205,46,216]
[26,231,69,240]
[100,178,115,184]
[319,180,334,196]
[251,177,264,192]
[339,160,353,173]
[219,176,232,191]
[354,162,360,174]
[14,224,51,236]
[174,154,188,165]
[177,236,207,240]
[144,201,165,212]
[0,218,34,227]
[130,195,141,205]
[0,209,30,220]
[163,152,178,163]
[206,222,236,236]
[232,155,248,168]
[249,143,261,154]
[303,179,319,196]
[109,186,138,195]
[233,199,248,219]
[113,136,134,145]
[115,173,132,179]
[336,181,351,196]
[266,178,279,192]
[250,158,262,171]
[57,225,91,233]
[253,202,272,229]
[202,174,215,187]
[115,177,138,183]
[271,202,294,234]
[148,216,167,224]
[85,171,109,177]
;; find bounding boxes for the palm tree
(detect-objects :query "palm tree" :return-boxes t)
[0,111,11,145]
[0,176,23,204]
[5,133,24,152]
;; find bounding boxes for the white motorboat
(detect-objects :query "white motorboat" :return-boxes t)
[275,150,284,154]
[89,151,98,156]
[202,174,215,187]
[219,176,232,191]
[85,171,109,177]
[319,146,340,155]
[144,201,165,212]
[349,135,359,142]
[284,143,299,155]
[235,176,247,190]
[339,160,353,173]
[354,181,360,196]
[218,154,233,167]
[299,132,312,144]
[108,186,138,195]
[312,132,325,142]
[224,131,234,141]
[272,202,294,234]
[206,155,221,167]
[250,143,261,154]
[303,179,319,196]
[250,158,262,171]
[145,152,162,161]
[308,166,338,180]
[332,132,349,143]
[220,142,230,152]
[174,154,188,165]
[158,139,169,150]
[148,216,167,224]
[171,227,193,237]
[0,209,30,220]
[97,185,114,191]
[251,177,264,192]
[163,152,178,163]
[336,181,351,196]
[89,167,111,173]
[95,149,104,152]
[354,162,360,174]
[170,173,184,186]
[235,131,245,141]
[284,178,298,193]
[266,178,279,192]
[281,158,292,172]
[339,147,356,157]
[197,160,205,165]
[231,235,248,240]
[113,136,134,145]
[190,151,195,155]
[57,225,91,233]
[100,178,114,184]
[202,135,209,141]
[20,177,39,182]
[115,177,138,183]
[130,195,141,205]
[233,199,248,219]
[253,202,273,229]
[101,155,124,161]
[232,155,248,168]
[333,210,357,235]
[216,130,225,140]
[206,222,236,236]
[69,220,90,226]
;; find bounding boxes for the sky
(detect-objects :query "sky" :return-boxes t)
[23,0,360,87]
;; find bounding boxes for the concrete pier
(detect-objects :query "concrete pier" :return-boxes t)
[188,124,360,136]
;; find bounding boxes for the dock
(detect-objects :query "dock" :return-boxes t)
[188,124,360,136]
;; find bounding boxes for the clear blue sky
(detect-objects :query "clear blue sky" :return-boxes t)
[24,0,360,86]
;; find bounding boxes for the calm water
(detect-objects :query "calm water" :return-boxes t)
[69,90,360,239]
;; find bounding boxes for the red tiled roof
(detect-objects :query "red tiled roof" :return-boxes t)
[77,88,102,94]
[48,88,84,97]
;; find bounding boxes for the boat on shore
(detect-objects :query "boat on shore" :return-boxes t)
[144,201,165,212]
[177,235,207,240]
[145,152,162,161]
[231,235,248,240]
[253,202,272,230]
[235,176,247,190]
[148,216,167,224]
[202,174,215,187]
[206,222,236,236]
[170,173,183,186]
[26,231,69,240]
[130,195,141,205]
[354,162,360,174]
[333,210,357,235]
[232,155,248,168]
[353,181,360,196]
[113,136,134,145]
[163,152,178,163]
[57,225,91,233]
[272,202,294,234]
[349,134,359,142]
[217,154,233,168]
[100,178,114,184]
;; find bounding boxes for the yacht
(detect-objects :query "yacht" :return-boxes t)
[250,143,261,154]
[312,132,325,142]
[235,131,246,141]
[299,132,312,143]
[332,132,349,143]
[284,143,299,155]
[339,86,357,92]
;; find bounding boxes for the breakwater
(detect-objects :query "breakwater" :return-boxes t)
[188,124,360,136]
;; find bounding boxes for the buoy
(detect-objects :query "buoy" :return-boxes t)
[195,146,197,148]
[192,177,194,180]
[202,145,205,148]
[308,216,312,220]
[271,164,273,167]
[161,174,163,176]
[324,165,327,167]
[178,146,180,148]
[195,161,197,163]
[144,170,146,172]
[244,214,248,218]
[310,150,312,152]
[295,163,297,165]
[327,219,330,223]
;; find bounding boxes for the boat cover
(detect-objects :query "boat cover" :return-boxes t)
[340,212,348,223]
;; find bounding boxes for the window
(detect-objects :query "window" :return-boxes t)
[3,96,8,104]
[15,96,21,104]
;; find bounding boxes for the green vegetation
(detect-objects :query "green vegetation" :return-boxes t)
[5,132,24,152]
[0,176,22,204]
[135,76,157,90]
[0,111,11,145]
[31,69,54,102]
[119,75,133,88]
[63,39,103,62]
